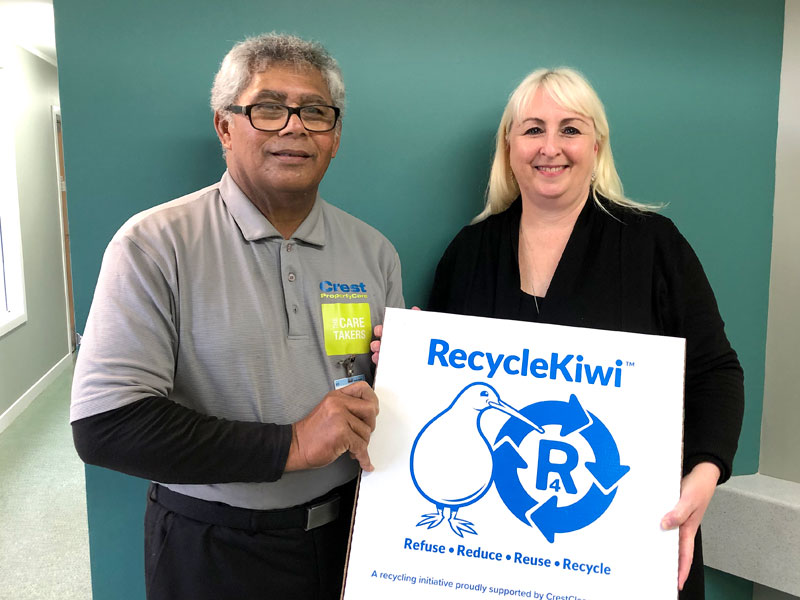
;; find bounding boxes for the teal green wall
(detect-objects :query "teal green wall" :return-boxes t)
[707,568,755,600]
[53,0,783,598]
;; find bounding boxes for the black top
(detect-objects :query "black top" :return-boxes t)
[428,195,743,599]
[428,195,744,483]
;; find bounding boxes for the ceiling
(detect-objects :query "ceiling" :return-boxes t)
[0,0,57,65]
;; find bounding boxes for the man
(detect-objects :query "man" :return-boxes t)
[71,33,403,599]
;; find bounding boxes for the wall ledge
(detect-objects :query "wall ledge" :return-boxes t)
[703,474,800,596]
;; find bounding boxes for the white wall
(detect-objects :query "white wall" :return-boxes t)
[760,0,800,484]
[0,46,70,418]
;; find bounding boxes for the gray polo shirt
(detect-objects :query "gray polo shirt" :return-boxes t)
[71,171,404,509]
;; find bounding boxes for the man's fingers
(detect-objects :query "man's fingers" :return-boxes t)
[346,431,374,471]
[345,392,378,416]
[338,382,379,422]
[286,384,380,472]
[342,414,373,472]
[349,448,373,471]
[338,380,377,400]
[319,388,377,432]
[336,391,378,468]
[345,410,374,443]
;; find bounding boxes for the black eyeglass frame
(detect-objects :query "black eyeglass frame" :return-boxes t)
[226,103,341,132]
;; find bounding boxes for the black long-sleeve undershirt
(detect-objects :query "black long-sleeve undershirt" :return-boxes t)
[72,396,292,484]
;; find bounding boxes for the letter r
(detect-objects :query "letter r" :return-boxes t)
[428,339,449,366]
[536,439,579,494]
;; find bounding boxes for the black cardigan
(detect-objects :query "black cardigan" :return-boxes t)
[427,196,743,599]
[428,196,744,483]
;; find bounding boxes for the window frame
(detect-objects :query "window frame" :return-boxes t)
[0,61,28,338]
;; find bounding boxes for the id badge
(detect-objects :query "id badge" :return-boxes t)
[334,354,366,389]
[334,374,366,390]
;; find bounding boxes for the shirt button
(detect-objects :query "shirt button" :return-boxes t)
[287,272,296,282]
[286,243,293,252]
[292,305,298,314]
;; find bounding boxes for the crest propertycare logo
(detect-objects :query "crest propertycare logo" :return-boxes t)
[319,279,368,300]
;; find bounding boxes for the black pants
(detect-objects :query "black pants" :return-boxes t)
[144,481,356,600]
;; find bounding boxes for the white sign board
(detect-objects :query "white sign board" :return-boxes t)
[343,308,686,600]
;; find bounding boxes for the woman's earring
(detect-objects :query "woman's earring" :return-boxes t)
[591,170,596,183]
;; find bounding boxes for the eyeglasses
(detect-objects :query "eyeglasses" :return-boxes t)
[226,103,340,132]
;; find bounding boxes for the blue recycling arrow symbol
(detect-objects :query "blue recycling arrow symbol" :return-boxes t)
[582,412,630,489]
[492,394,629,543]
[529,484,617,543]
[492,440,537,524]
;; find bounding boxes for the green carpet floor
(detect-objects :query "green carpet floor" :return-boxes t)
[0,361,92,599]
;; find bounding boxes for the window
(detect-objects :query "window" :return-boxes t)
[1,215,10,311]
[0,61,27,337]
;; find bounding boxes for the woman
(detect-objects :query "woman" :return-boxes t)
[425,68,743,599]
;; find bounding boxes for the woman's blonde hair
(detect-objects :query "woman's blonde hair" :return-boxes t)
[475,67,656,222]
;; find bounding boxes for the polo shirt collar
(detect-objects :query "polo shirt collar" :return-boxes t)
[219,170,327,246]
[290,195,326,247]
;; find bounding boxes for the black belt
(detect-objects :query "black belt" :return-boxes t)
[148,480,354,532]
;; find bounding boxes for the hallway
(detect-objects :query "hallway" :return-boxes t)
[0,363,92,599]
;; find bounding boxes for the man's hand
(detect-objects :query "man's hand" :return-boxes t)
[285,381,379,472]
[660,461,721,590]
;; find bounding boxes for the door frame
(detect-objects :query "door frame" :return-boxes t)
[52,105,76,352]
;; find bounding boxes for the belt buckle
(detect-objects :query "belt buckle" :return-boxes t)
[304,495,341,531]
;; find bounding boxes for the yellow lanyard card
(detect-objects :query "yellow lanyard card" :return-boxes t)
[322,302,372,356]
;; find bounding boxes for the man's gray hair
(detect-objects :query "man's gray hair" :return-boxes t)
[211,33,346,118]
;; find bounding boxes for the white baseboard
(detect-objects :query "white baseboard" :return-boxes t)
[0,352,74,435]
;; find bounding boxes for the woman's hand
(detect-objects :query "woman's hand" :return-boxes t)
[370,307,421,365]
[660,461,721,590]
[369,325,384,365]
